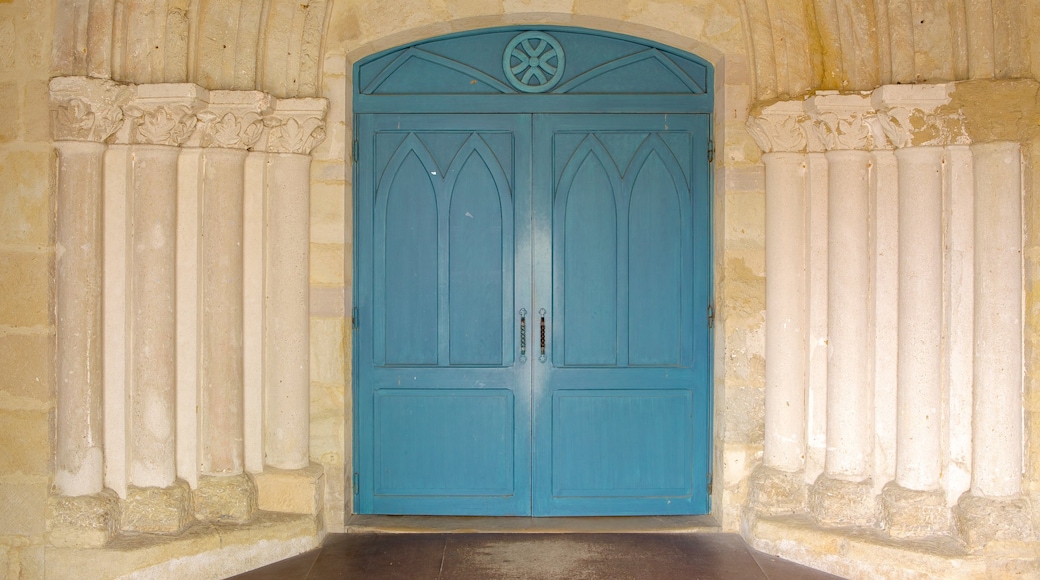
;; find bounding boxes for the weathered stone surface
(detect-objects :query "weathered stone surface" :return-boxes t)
[0,480,47,536]
[46,490,119,548]
[0,332,52,401]
[0,148,52,245]
[253,463,325,515]
[194,474,256,523]
[0,81,16,142]
[747,465,807,516]
[120,480,194,534]
[0,410,50,476]
[808,476,877,528]
[0,250,51,327]
[878,483,951,539]
[310,242,345,287]
[954,494,1036,550]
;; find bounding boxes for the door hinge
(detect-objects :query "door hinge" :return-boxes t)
[707,304,715,329]
[352,139,359,162]
[707,472,713,495]
[352,307,359,331]
[353,472,360,495]
[707,138,715,163]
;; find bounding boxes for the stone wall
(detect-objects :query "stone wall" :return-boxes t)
[0,0,1035,578]
[0,0,53,576]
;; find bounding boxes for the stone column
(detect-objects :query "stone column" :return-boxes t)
[745,102,812,514]
[954,141,1036,547]
[47,77,131,547]
[805,93,879,527]
[190,93,270,522]
[873,86,955,537]
[252,99,329,514]
[118,86,199,534]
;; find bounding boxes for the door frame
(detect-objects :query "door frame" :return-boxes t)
[350,25,716,517]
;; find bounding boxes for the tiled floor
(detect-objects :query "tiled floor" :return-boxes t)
[229,533,845,579]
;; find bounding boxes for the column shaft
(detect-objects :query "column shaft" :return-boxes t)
[825,149,873,480]
[128,145,180,489]
[264,153,311,470]
[763,152,809,472]
[200,148,247,475]
[971,142,1023,498]
[895,146,944,491]
[54,141,106,497]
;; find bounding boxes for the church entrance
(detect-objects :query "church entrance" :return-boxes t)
[353,28,713,516]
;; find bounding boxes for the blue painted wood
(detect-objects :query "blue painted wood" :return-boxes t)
[356,114,532,515]
[358,28,708,97]
[532,114,711,516]
[354,28,713,518]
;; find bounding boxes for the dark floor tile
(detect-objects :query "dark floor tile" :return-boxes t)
[225,547,320,580]
[227,533,847,580]
[438,533,768,580]
[748,546,846,580]
[304,533,447,580]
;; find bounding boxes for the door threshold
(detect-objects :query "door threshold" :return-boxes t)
[344,514,720,534]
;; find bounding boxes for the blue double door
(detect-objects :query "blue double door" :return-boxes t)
[355,112,711,516]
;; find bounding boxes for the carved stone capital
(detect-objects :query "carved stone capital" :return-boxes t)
[50,77,135,143]
[195,91,274,150]
[121,84,206,146]
[871,84,969,147]
[806,92,886,151]
[262,98,329,155]
[747,100,813,153]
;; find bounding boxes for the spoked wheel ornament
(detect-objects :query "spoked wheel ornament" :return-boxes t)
[503,31,566,93]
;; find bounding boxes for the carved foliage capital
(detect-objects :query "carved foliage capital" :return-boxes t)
[123,103,199,146]
[197,111,265,150]
[875,105,970,148]
[50,77,135,143]
[747,113,808,153]
[809,110,884,151]
[264,115,324,154]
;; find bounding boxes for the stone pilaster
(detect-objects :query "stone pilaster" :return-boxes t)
[804,93,880,527]
[954,140,1036,548]
[120,85,202,534]
[49,77,134,547]
[253,98,327,515]
[873,85,955,538]
[190,92,272,523]
[746,100,813,514]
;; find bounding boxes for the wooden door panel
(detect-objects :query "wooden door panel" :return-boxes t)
[357,114,532,515]
[533,114,711,516]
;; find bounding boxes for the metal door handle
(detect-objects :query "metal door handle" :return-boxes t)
[519,309,527,364]
[538,308,547,363]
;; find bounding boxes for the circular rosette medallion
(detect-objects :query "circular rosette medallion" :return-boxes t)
[503,31,566,93]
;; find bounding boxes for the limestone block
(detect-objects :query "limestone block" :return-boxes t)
[0,481,47,536]
[808,476,877,527]
[0,410,50,476]
[747,465,807,516]
[120,480,193,534]
[310,181,346,245]
[723,385,765,444]
[194,474,256,523]
[0,17,13,71]
[954,494,1036,550]
[0,332,52,401]
[23,80,49,142]
[878,483,952,539]
[0,82,16,142]
[0,250,51,327]
[46,490,119,548]
[310,318,346,386]
[0,149,52,245]
[253,463,325,515]
[310,243,345,287]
